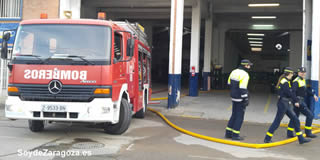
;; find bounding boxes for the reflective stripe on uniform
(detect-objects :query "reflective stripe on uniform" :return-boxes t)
[287,127,294,131]
[280,78,291,88]
[266,132,273,137]
[296,132,303,136]
[232,130,240,134]
[226,127,233,131]
[284,69,294,73]
[231,98,243,102]
[228,69,250,89]
[305,126,312,130]
[293,77,306,87]
[241,94,248,98]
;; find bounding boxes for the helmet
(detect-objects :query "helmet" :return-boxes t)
[297,67,306,73]
[284,67,294,73]
[240,59,253,66]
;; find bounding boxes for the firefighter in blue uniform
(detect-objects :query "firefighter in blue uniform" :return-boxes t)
[287,67,319,138]
[264,67,311,144]
[225,59,252,141]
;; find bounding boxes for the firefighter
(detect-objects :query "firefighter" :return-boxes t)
[225,59,252,141]
[264,67,311,144]
[287,67,319,138]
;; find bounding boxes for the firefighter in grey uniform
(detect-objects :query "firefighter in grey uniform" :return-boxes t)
[225,59,252,141]
[287,67,319,138]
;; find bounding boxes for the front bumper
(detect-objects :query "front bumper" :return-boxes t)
[5,96,119,123]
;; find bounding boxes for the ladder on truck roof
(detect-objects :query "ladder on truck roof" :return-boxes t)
[113,21,149,48]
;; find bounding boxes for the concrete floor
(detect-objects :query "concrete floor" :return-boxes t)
[0,88,320,159]
[0,111,319,160]
[151,89,320,125]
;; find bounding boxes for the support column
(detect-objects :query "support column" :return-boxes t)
[59,0,81,19]
[302,0,312,81]
[168,0,184,108]
[202,16,213,91]
[311,0,320,119]
[189,0,201,96]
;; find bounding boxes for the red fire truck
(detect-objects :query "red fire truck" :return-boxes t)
[0,17,152,134]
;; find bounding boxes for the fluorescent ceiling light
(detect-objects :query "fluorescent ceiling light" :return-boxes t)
[251,48,262,52]
[250,44,263,47]
[248,3,280,7]
[252,16,277,19]
[249,41,263,44]
[248,37,263,40]
[253,24,274,27]
[247,33,265,36]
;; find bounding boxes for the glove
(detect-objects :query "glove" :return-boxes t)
[243,98,249,106]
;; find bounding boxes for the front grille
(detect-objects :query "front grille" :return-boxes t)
[32,111,79,119]
[44,112,67,118]
[16,84,95,102]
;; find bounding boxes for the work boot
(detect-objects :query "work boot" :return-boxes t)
[264,135,272,143]
[232,133,244,141]
[298,135,311,144]
[232,136,244,141]
[287,131,295,138]
[287,127,295,138]
[287,133,295,138]
[306,130,317,138]
[225,130,232,139]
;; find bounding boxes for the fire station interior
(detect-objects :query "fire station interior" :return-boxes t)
[80,0,302,94]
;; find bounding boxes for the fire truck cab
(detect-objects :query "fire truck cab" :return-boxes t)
[0,18,151,135]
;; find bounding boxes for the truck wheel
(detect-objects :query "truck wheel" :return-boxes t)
[135,94,147,118]
[28,120,44,132]
[104,98,132,135]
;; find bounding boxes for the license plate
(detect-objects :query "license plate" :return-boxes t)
[42,104,66,112]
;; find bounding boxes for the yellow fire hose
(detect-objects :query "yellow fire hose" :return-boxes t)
[148,107,320,149]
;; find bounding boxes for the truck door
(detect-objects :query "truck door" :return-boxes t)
[126,39,135,100]
[112,32,126,100]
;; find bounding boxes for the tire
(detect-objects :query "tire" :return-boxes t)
[28,120,44,132]
[134,93,147,118]
[104,98,132,135]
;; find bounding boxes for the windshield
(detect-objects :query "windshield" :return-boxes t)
[12,24,111,65]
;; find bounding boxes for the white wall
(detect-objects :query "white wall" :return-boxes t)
[60,0,81,19]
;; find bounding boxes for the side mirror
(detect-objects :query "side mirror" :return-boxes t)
[1,32,11,59]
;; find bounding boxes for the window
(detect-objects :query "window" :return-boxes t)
[13,31,34,55]
[0,0,22,20]
[12,24,112,65]
[114,33,122,61]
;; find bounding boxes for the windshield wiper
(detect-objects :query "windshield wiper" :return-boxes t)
[14,55,45,64]
[67,55,94,65]
[42,55,95,65]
